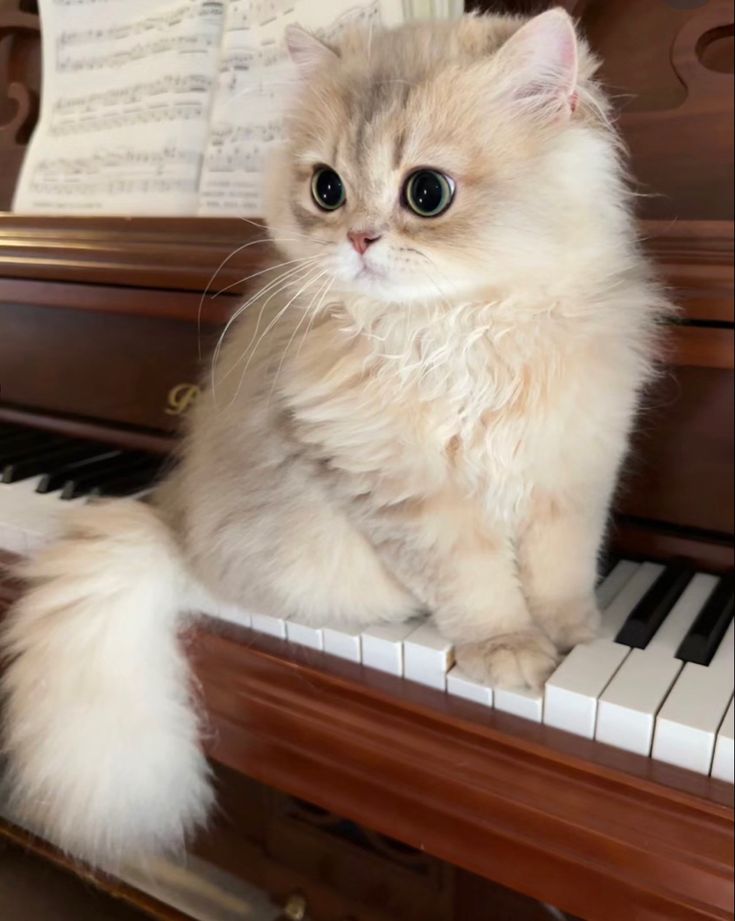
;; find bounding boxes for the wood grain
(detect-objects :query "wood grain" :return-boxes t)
[0,561,731,921]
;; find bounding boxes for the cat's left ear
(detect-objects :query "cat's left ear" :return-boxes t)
[495,8,579,117]
[285,25,338,75]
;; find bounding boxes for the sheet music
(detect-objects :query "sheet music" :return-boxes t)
[12,0,456,216]
[196,0,405,216]
[13,0,226,214]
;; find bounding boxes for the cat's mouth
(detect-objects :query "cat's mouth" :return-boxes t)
[354,262,387,282]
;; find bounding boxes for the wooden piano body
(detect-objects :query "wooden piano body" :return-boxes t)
[0,1,733,919]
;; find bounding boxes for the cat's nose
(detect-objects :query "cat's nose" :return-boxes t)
[347,230,382,255]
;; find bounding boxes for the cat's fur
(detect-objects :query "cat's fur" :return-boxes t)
[1,9,668,866]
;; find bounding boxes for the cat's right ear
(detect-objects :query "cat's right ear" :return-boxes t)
[285,25,338,75]
[493,8,579,119]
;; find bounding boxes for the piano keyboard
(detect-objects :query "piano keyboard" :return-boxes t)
[0,422,164,555]
[1,425,732,785]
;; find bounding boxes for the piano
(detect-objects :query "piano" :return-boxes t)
[0,1,733,920]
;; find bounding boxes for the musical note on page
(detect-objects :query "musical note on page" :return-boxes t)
[14,0,455,216]
[14,0,225,214]
[197,0,391,216]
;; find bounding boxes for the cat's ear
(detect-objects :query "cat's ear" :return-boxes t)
[285,25,338,74]
[495,8,578,117]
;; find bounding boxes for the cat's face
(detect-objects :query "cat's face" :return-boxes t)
[266,11,603,307]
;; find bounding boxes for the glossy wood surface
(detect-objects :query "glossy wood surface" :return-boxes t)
[0,558,731,921]
[0,2,733,919]
[0,818,199,921]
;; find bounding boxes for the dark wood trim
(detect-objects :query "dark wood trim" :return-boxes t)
[1,277,731,370]
[0,277,238,325]
[0,215,275,294]
[611,517,734,572]
[672,326,734,370]
[0,406,174,454]
[0,557,731,921]
[639,220,734,324]
[0,215,731,321]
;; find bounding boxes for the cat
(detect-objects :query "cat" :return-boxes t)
[1,9,669,867]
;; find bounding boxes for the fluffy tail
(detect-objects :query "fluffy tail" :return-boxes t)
[0,500,213,866]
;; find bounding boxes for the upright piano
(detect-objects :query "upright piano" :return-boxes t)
[0,1,733,919]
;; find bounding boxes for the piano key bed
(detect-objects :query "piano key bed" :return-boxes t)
[0,423,732,786]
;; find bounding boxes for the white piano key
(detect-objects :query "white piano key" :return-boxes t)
[596,573,718,755]
[596,559,639,609]
[0,520,27,555]
[711,698,734,784]
[492,562,637,726]
[446,665,493,706]
[494,686,544,722]
[544,562,663,738]
[652,620,734,774]
[0,477,74,555]
[361,620,420,676]
[403,622,454,690]
[286,621,324,651]
[208,601,252,630]
[250,613,287,639]
[323,625,362,662]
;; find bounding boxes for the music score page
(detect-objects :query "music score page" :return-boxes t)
[13,0,408,216]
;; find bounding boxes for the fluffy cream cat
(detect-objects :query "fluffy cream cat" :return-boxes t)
[1,9,667,865]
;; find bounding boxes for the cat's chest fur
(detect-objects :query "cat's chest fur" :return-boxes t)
[280,306,577,521]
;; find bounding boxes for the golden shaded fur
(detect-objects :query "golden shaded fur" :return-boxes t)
[174,9,667,684]
[1,10,669,865]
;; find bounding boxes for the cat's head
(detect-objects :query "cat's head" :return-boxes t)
[265,9,617,308]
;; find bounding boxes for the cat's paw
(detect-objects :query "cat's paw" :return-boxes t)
[534,598,601,653]
[455,628,559,691]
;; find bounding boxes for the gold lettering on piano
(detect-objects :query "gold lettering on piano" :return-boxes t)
[165,383,200,416]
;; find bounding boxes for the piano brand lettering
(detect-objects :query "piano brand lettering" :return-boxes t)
[164,382,200,415]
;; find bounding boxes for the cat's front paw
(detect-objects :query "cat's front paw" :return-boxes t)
[534,597,601,653]
[455,628,559,691]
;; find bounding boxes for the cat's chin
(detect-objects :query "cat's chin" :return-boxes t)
[339,273,449,306]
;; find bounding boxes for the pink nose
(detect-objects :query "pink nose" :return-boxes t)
[348,230,381,255]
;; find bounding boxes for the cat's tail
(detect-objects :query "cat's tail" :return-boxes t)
[0,499,213,867]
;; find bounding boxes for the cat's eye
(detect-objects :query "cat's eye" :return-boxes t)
[311,167,345,211]
[403,169,455,218]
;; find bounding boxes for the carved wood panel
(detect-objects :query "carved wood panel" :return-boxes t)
[0,0,40,210]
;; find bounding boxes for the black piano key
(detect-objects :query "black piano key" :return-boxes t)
[36,448,123,493]
[675,572,734,666]
[87,463,163,499]
[0,425,28,443]
[0,427,58,450]
[2,439,107,483]
[60,453,159,500]
[0,427,37,447]
[598,554,619,581]
[0,431,67,464]
[615,565,694,649]
[0,422,24,434]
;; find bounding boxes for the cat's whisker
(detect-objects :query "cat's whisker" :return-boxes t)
[268,274,334,403]
[196,234,321,358]
[197,236,276,359]
[213,260,319,372]
[294,277,334,363]
[213,255,318,298]
[407,249,456,311]
[211,261,322,401]
[236,216,333,248]
[227,267,329,408]
[239,267,329,374]
[216,262,326,391]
